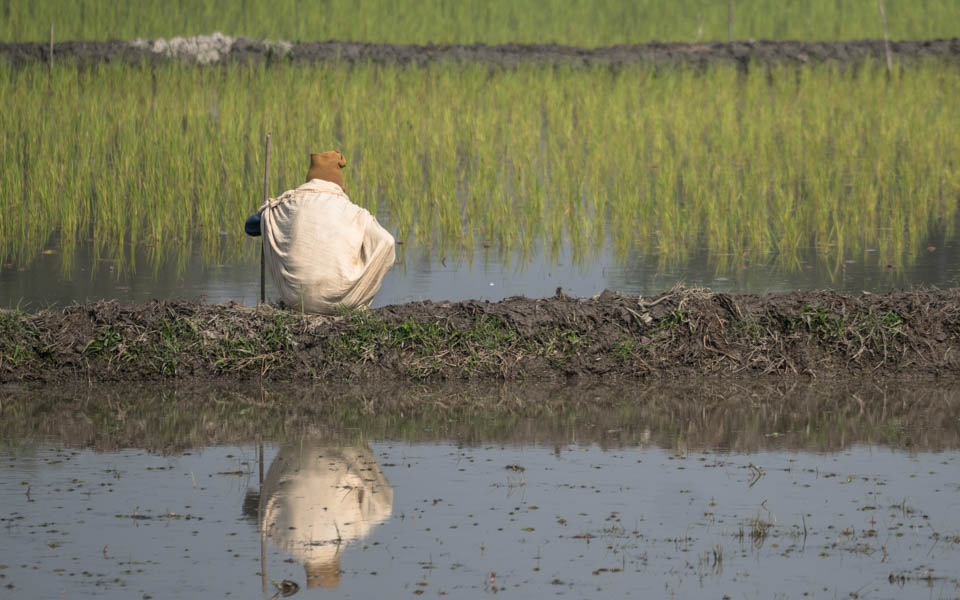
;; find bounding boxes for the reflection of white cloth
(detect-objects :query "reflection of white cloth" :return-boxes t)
[260,179,395,314]
[259,442,393,566]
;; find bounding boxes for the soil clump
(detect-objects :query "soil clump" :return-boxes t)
[2,37,959,68]
[2,287,958,384]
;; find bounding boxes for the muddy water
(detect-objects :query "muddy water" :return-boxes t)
[2,385,960,599]
[2,226,960,309]
[2,443,958,599]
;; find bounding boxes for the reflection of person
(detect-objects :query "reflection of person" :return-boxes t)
[245,150,395,314]
[259,441,393,589]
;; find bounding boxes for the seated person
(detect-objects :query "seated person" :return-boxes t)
[246,151,395,314]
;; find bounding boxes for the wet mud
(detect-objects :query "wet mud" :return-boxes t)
[2,287,959,384]
[2,37,960,68]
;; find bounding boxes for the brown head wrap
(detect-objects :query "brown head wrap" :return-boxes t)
[305,558,342,590]
[305,150,347,191]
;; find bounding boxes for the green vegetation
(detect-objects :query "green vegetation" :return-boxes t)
[1,59,959,278]
[73,309,302,376]
[0,308,42,369]
[793,304,907,341]
[4,0,960,44]
[3,288,957,383]
[330,310,583,378]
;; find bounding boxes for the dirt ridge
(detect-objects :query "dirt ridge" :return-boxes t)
[2,37,959,68]
[2,287,959,384]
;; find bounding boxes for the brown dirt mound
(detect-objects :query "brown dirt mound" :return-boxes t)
[2,287,959,384]
[2,38,959,68]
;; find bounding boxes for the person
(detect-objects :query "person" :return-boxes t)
[245,151,395,314]
[257,440,393,590]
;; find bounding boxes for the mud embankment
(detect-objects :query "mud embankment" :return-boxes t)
[2,287,959,384]
[2,36,959,68]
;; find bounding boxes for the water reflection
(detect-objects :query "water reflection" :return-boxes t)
[257,440,393,590]
[3,385,960,598]
[2,440,958,599]
[6,380,960,454]
[4,225,960,309]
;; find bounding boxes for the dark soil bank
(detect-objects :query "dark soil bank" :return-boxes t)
[2,288,959,384]
[3,38,960,68]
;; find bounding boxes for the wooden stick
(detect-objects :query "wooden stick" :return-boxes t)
[877,0,893,74]
[49,24,54,69]
[727,1,734,42]
[261,132,271,305]
[258,442,266,593]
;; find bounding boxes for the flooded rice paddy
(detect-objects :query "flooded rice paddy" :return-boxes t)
[3,223,960,310]
[4,24,960,600]
[2,383,959,599]
[4,58,960,312]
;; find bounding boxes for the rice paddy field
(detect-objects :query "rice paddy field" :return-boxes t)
[1,2,960,307]
[4,0,960,44]
[5,5,960,599]
[2,57,959,292]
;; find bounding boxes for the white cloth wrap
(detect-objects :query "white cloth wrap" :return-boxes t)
[259,179,395,314]
[259,443,393,566]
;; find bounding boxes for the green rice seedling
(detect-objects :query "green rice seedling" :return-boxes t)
[4,0,959,45]
[1,59,958,283]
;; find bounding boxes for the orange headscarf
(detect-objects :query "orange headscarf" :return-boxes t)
[305,150,347,192]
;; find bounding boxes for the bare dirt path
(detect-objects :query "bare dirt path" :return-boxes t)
[2,37,959,68]
[2,287,958,384]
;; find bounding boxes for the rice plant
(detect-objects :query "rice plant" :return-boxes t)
[1,59,957,280]
[3,0,959,45]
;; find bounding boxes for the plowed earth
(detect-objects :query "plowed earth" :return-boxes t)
[2,288,959,384]
[2,38,959,68]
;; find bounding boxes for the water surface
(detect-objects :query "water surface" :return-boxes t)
[3,441,958,599]
[2,382,959,599]
[3,225,959,309]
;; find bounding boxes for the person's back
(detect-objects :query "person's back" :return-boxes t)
[247,151,395,313]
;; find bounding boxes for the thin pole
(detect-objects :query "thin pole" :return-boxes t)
[261,132,271,305]
[258,442,266,594]
[258,443,264,487]
[727,1,733,42]
[877,0,893,74]
[49,24,54,69]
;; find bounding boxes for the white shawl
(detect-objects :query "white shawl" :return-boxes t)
[260,179,395,314]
